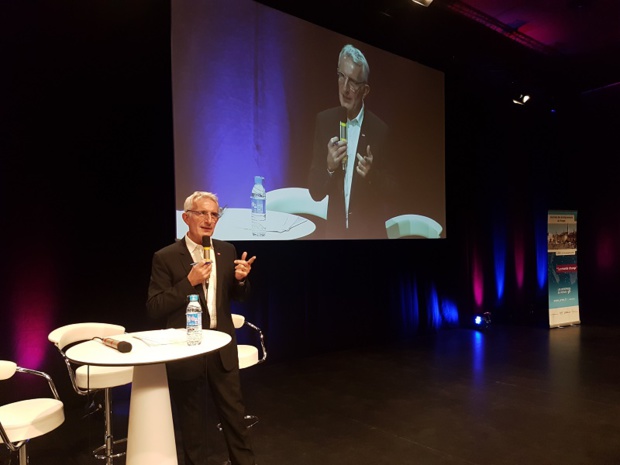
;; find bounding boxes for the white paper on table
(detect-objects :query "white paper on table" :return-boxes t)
[131,328,187,346]
[266,215,308,233]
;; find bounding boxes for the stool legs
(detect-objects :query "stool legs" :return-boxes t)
[18,444,27,465]
[92,388,127,465]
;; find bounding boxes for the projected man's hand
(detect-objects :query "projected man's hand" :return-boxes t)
[356,145,373,178]
[327,136,347,172]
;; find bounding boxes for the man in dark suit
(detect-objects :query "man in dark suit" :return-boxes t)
[147,191,257,465]
[308,43,392,239]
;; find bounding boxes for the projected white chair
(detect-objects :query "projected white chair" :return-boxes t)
[0,360,65,465]
[48,323,133,465]
[266,187,328,220]
[385,214,443,239]
[218,314,267,432]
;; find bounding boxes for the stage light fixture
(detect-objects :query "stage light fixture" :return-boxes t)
[411,0,433,6]
[512,94,531,105]
[473,311,492,329]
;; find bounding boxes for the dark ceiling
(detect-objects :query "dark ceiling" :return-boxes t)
[462,0,620,57]
[257,0,620,103]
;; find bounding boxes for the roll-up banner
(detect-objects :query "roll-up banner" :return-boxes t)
[547,210,580,328]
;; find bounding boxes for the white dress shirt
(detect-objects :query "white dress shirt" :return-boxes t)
[186,235,217,328]
[344,105,364,228]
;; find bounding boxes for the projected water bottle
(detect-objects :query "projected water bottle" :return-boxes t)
[251,175,266,237]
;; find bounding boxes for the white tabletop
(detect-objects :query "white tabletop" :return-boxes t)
[65,329,231,367]
[176,208,316,241]
[65,328,233,465]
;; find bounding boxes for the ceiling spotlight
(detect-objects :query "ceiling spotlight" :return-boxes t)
[411,0,433,6]
[512,94,531,105]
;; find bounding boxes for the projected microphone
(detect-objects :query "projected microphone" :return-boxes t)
[339,106,348,171]
[101,337,132,353]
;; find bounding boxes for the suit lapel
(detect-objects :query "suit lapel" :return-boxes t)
[178,238,206,307]
[177,238,194,275]
[212,239,225,313]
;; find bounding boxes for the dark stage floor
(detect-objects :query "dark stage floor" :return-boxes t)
[6,324,620,465]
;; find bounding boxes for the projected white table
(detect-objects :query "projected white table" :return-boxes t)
[176,208,316,240]
[65,329,231,465]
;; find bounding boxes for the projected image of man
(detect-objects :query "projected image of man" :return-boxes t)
[308,44,392,239]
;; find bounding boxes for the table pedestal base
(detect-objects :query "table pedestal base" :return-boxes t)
[126,363,177,465]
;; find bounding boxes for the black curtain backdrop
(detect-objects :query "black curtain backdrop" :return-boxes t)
[3,0,620,402]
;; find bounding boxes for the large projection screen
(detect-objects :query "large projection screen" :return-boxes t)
[172,0,445,240]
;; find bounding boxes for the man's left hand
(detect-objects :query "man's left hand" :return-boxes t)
[234,251,257,281]
[356,145,374,178]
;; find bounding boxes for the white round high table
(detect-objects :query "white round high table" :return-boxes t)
[65,329,231,465]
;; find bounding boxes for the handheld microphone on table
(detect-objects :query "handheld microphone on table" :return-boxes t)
[339,106,348,171]
[101,337,132,353]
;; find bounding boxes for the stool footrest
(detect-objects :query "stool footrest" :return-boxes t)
[217,414,259,432]
[93,437,128,460]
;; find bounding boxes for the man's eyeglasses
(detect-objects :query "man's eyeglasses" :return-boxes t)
[186,210,221,221]
[337,70,366,92]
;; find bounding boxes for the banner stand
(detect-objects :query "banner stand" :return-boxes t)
[547,210,580,328]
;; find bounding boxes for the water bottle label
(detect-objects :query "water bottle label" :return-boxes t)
[251,198,265,214]
[187,312,201,326]
[187,310,203,345]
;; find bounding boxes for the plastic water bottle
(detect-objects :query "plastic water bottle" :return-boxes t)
[186,294,203,346]
[251,175,266,237]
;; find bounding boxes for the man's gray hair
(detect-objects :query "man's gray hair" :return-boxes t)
[184,191,219,211]
[339,44,370,82]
